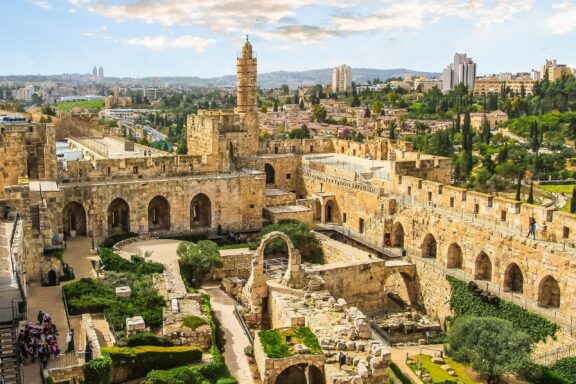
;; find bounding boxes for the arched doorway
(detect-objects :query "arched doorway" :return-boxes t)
[314,200,322,221]
[325,200,334,223]
[275,364,323,384]
[474,252,492,281]
[47,270,58,286]
[446,243,463,269]
[190,193,211,229]
[504,263,524,293]
[62,201,87,236]
[384,272,415,312]
[107,198,130,234]
[264,163,275,185]
[391,222,405,247]
[421,233,437,258]
[148,196,170,232]
[538,276,560,308]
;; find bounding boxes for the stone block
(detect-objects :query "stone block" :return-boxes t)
[126,316,145,333]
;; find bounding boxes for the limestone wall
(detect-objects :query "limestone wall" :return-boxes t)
[315,231,372,264]
[213,248,253,279]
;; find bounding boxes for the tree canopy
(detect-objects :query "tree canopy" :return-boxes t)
[258,220,323,264]
[177,240,222,286]
[448,316,532,384]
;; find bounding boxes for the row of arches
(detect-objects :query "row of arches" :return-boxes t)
[62,193,212,236]
[391,222,562,309]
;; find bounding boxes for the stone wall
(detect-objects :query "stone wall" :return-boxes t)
[315,232,372,264]
[212,248,253,280]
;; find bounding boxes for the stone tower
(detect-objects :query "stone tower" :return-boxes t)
[236,36,257,114]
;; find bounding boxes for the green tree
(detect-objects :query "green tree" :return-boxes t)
[311,105,327,123]
[481,118,491,144]
[177,240,222,286]
[371,101,383,115]
[258,220,323,263]
[388,120,397,140]
[448,316,532,384]
[351,94,361,107]
[527,181,534,204]
[571,187,576,214]
[299,99,305,110]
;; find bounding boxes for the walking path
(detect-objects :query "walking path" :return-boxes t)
[21,237,96,384]
[202,285,255,384]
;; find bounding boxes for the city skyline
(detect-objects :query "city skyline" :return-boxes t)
[2,0,576,78]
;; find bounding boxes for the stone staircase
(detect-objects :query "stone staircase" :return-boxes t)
[0,322,21,384]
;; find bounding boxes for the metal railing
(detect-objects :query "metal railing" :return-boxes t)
[61,289,71,330]
[234,305,253,346]
[534,342,576,366]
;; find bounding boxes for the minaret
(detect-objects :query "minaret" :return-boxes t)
[236,35,257,114]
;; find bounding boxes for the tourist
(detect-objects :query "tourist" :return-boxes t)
[526,217,536,239]
[66,329,75,353]
[85,340,93,363]
[37,310,44,325]
[339,351,346,369]
[541,221,548,241]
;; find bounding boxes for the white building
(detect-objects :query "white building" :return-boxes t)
[14,85,35,101]
[442,53,476,93]
[332,64,352,93]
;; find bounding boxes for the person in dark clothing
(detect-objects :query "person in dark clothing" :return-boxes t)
[339,351,346,369]
[66,329,75,353]
[85,340,93,363]
[37,311,44,325]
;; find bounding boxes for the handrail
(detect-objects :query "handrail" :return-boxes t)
[234,304,253,346]
[61,289,71,330]
[534,342,576,366]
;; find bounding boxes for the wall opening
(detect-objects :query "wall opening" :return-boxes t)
[148,195,170,232]
[391,222,405,247]
[265,163,276,185]
[446,243,463,269]
[190,193,212,229]
[107,198,130,234]
[538,275,560,308]
[474,252,492,281]
[421,233,437,258]
[504,263,524,293]
[62,201,87,237]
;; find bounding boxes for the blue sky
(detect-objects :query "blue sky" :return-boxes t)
[1,0,576,78]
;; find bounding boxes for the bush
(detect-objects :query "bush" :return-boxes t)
[390,362,412,384]
[548,357,576,384]
[64,278,116,315]
[258,329,292,358]
[447,276,559,343]
[101,232,138,248]
[218,243,257,250]
[106,345,202,380]
[182,316,208,330]
[166,233,207,243]
[83,352,112,384]
[144,295,237,384]
[126,333,174,347]
[99,248,165,275]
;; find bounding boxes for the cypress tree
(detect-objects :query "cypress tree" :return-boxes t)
[571,188,576,214]
[527,181,534,204]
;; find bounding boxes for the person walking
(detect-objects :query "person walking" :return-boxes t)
[339,351,346,369]
[85,340,93,363]
[66,329,75,353]
[526,217,536,239]
[37,311,44,325]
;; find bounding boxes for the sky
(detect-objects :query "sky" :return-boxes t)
[1,0,576,78]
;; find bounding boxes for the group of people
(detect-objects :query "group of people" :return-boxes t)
[527,217,548,240]
[17,311,74,368]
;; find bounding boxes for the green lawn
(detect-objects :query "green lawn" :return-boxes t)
[538,184,575,194]
[56,99,104,111]
[407,355,482,384]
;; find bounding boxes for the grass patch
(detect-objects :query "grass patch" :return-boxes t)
[408,355,482,384]
[538,184,575,194]
[182,315,208,330]
[258,327,322,358]
[56,99,104,112]
[218,243,257,250]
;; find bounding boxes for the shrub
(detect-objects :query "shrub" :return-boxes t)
[105,345,202,379]
[182,316,208,330]
[166,233,207,243]
[99,247,132,272]
[63,278,116,315]
[126,333,174,347]
[293,327,322,354]
[447,276,559,343]
[83,352,112,384]
[101,232,138,248]
[258,329,292,358]
[549,357,576,384]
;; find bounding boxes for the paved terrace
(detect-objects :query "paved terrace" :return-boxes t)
[67,136,168,160]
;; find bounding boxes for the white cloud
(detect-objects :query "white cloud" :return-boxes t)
[83,32,95,37]
[547,2,576,34]
[123,35,216,51]
[256,25,338,42]
[29,0,53,10]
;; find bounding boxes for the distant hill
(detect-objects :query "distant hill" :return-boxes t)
[0,68,440,89]
[200,68,441,88]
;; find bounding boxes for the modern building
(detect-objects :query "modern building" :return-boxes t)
[13,85,35,101]
[473,78,536,96]
[332,64,352,93]
[98,66,104,78]
[442,53,476,93]
[540,59,572,81]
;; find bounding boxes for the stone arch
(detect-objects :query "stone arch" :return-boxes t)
[538,275,560,308]
[384,271,416,308]
[446,243,463,269]
[148,195,170,232]
[62,201,87,236]
[274,364,324,384]
[190,193,212,229]
[391,222,405,247]
[107,198,130,234]
[264,163,275,185]
[474,252,492,281]
[504,263,524,293]
[421,233,437,258]
[242,231,305,325]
